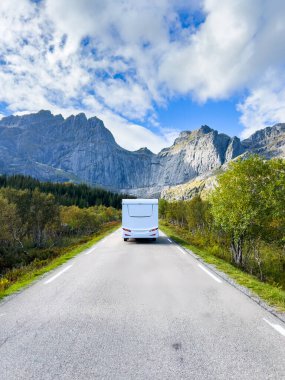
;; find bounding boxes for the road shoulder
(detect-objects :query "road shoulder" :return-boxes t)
[160,222,285,324]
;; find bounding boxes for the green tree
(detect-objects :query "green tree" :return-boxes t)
[210,155,285,269]
[0,194,24,270]
[159,199,168,219]
[60,206,100,235]
[0,195,22,245]
[185,196,211,233]
[29,189,60,247]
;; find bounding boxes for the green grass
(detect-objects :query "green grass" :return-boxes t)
[160,221,285,312]
[0,222,120,300]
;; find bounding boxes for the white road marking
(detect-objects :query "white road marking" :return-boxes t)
[84,247,96,255]
[167,238,172,243]
[198,264,222,283]
[177,246,186,254]
[0,313,6,317]
[263,318,285,337]
[44,264,73,284]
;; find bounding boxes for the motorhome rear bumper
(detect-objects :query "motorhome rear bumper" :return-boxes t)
[122,228,159,239]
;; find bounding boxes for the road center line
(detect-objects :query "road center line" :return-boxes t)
[177,246,186,254]
[44,264,73,285]
[198,263,222,283]
[167,238,172,243]
[263,318,285,337]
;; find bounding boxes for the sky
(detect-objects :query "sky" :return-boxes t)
[0,0,285,152]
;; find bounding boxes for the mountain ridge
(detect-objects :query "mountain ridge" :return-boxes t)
[0,110,284,196]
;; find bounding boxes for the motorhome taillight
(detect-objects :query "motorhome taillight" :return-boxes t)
[123,228,131,232]
[149,227,158,232]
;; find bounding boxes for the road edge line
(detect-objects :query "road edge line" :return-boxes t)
[160,230,285,326]
[0,225,121,305]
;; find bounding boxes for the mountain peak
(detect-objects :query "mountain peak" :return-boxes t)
[242,123,285,157]
[173,125,214,146]
[0,109,60,128]
[197,125,213,134]
[134,147,154,155]
[75,113,87,122]
[28,110,55,122]
[37,109,52,116]
[87,116,116,144]
[88,115,104,125]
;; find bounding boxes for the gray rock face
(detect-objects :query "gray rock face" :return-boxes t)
[140,126,244,195]
[242,123,285,158]
[0,111,154,190]
[0,111,284,196]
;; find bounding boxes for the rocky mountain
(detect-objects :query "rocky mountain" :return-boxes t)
[0,110,154,191]
[0,110,284,197]
[242,123,285,158]
[129,125,245,197]
[162,124,285,200]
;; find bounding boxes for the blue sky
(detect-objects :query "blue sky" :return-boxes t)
[154,97,243,138]
[0,0,285,152]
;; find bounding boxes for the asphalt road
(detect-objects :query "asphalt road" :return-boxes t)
[0,229,285,380]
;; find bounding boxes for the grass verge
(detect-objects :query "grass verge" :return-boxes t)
[0,222,120,300]
[160,221,285,312]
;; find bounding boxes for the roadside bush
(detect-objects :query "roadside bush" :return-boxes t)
[159,156,285,289]
[0,187,121,276]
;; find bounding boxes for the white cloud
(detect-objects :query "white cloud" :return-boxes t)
[81,95,174,152]
[0,0,184,151]
[238,70,285,138]
[159,0,285,101]
[0,0,285,148]
[94,78,152,120]
[158,0,285,135]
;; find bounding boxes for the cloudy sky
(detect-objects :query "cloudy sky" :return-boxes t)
[0,0,285,152]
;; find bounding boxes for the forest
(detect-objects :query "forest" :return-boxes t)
[0,179,122,293]
[0,174,133,209]
[160,156,285,290]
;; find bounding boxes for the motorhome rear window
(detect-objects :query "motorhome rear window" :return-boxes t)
[128,204,153,217]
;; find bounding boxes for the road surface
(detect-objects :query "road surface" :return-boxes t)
[0,229,284,379]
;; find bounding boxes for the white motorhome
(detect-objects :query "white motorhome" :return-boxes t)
[122,199,159,241]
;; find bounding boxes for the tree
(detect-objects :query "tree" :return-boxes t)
[0,194,24,271]
[185,196,211,233]
[159,199,168,219]
[0,195,21,245]
[29,189,60,247]
[2,187,61,247]
[210,155,285,268]
[60,206,99,235]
